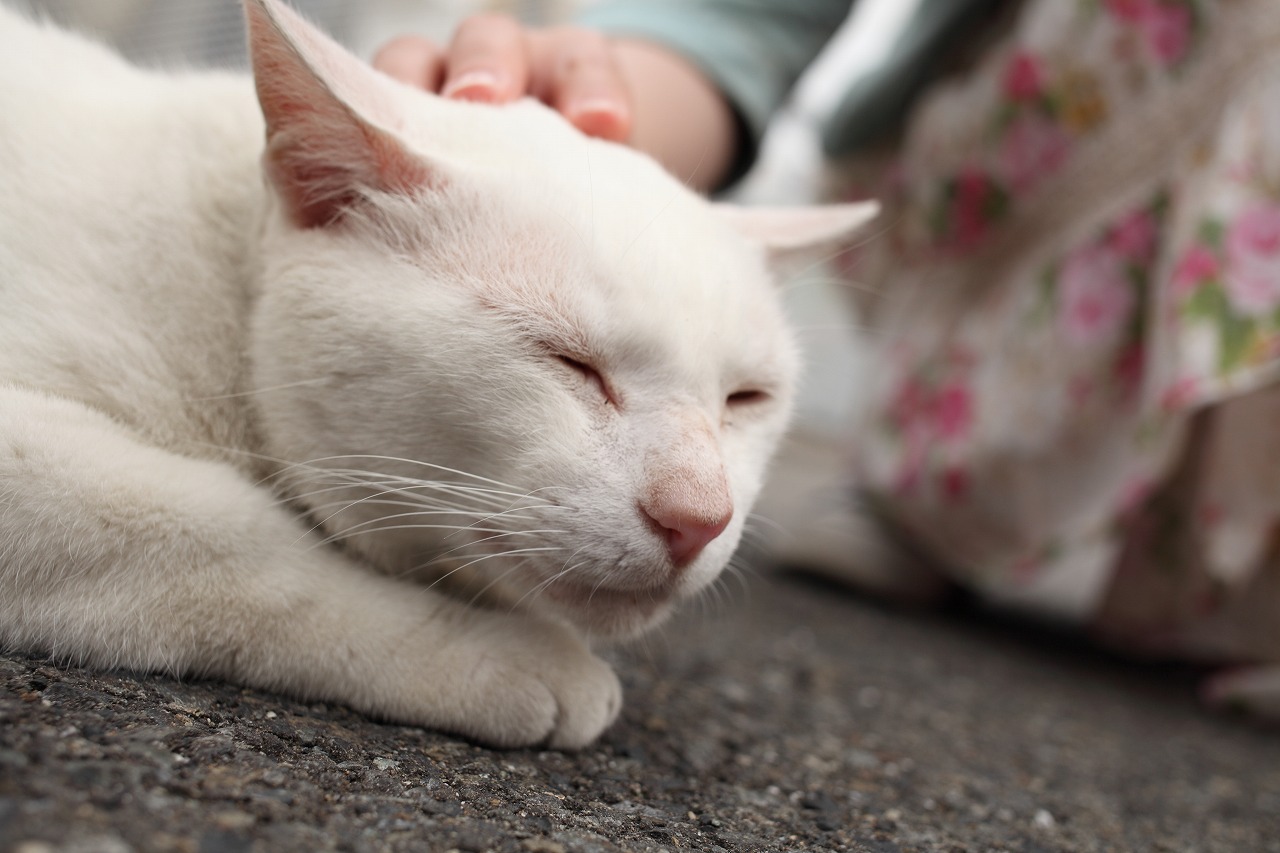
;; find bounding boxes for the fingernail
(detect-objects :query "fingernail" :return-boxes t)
[442,69,503,101]
[568,97,624,118]
[568,98,628,139]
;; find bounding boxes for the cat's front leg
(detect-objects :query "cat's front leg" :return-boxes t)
[0,388,620,748]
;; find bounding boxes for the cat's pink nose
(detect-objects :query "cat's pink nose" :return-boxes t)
[643,502,733,567]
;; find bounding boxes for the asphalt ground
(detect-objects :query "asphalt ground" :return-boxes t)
[3,569,1279,853]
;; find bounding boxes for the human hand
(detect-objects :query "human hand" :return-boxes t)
[374,15,738,190]
[373,15,633,143]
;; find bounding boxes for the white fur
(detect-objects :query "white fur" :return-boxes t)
[0,0,875,748]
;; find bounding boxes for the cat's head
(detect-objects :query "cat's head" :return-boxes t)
[243,0,877,639]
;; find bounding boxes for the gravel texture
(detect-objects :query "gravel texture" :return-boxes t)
[3,571,1279,853]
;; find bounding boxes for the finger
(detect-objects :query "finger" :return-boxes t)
[440,14,529,104]
[535,29,632,142]
[372,35,445,91]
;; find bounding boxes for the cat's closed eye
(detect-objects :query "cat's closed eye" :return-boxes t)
[726,389,770,407]
[722,388,774,427]
[554,353,614,406]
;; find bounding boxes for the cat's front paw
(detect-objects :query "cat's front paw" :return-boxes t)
[459,617,622,749]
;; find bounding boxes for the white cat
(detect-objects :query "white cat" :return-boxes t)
[0,0,876,748]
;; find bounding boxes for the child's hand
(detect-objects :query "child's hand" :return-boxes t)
[373,16,632,143]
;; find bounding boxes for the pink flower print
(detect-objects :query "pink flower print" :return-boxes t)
[1001,51,1044,101]
[888,377,929,431]
[1171,243,1219,295]
[1229,203,1280,265]
[1224,203,1280,317]
[1160,376,1199,411]
[950,168,998,250]
[941,466,970,502]
[1140,3,1193,67]
[1108,209,1158,264]
[1104,0,1154,24]
[1058,243,1136,346]
[932,383,973,442]
[1223,274,1280,318]
[1105,1,1194,67]
[999,113,1071,192]
[1118,477,1156,516]
[893,442,927,497]
[1113,341,1146,400]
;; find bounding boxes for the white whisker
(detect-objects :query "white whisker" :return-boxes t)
[464,558,537,608]
[294,454,534,490]
[508,551,589,612]
[419,527,566,564]
[306,522,560,551]
[417,546,569,593]
[182,377,328,402]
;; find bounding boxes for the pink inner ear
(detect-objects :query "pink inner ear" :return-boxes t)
[245,0,435,228]
[263,121,432,229]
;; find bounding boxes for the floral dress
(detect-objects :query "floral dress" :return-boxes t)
[836,0,1280,711]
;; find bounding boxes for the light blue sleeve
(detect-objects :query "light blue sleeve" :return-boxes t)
[576,0,855,178]
[579,0,1016,167]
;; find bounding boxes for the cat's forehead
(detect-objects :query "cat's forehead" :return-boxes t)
[392,96,695,224]
[508,203,792,384]
[381,92,794,375]
[472,161,780,330]
[474,202,783,337]
[392,95,607,177]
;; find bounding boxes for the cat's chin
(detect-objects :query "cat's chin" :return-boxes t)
[539,578,678,641]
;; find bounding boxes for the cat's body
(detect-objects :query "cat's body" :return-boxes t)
[0,0,874,747]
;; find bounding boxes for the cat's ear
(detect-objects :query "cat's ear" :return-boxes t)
[716,202,880,256]
[244,0,436,228]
